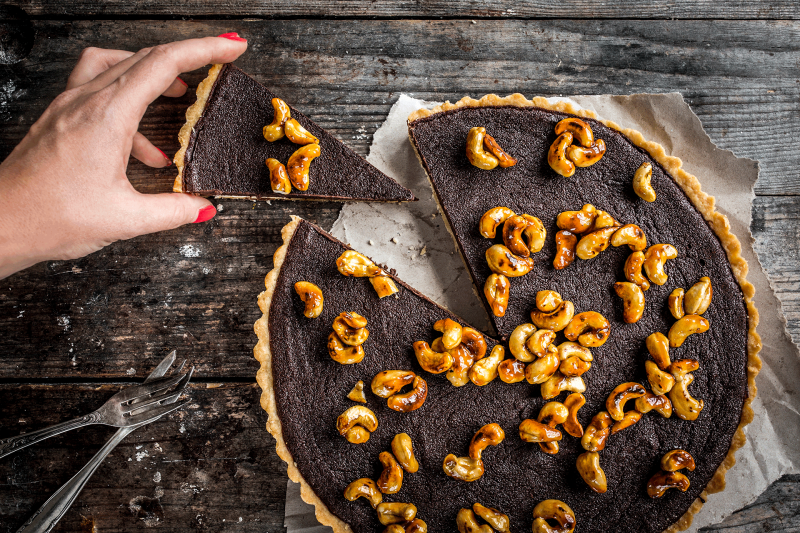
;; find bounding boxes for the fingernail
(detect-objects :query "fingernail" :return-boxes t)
[177,77,188,87]
[156,147,172,166]
[217,32,246,42]
[193,205,217,224]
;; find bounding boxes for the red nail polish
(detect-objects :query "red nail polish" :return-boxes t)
[156,147,172,166]
[193,205,217,224]
[177,77,188,87]
[217,32,246,42]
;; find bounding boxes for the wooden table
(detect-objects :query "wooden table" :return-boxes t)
[0,2,798,531]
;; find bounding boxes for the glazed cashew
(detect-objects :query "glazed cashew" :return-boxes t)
[372,371,428,412]
[547,132,576,177]
[524,352,560,385]
[388,376,428,412]
[498,358,526,383]
[519,419,562,443]
[646,331,671,370]
[376,502,417,525]
[592,210,620,230]
[668,314,710,347]
[377,451,403,494]
[370,275,399,299]
[668,288,685,320]
[557,342,593,362]
[576,451,607,493]
[633,161,656,202]
[566,139,606,168]
[502,215,534,257]
[486,244,534,277]
[469,423,506,460]
[532,499,576,533]
[670,358,700,377]
[473,503,510,533]
[530,330,558,359]
[530,300,575,332]
[479,207,515,239]
[684,277,713,315]
[523,215,547,254]
[333,312,370,346]
[556,204,597,234]
[347,381,367,403]
[446,344,475,387]
[669,373,704,421]
[575,226,618,260]
[483,133,518,168]
[536,290,563,313]
[559,356,591,378]
[509,323,538,362]
[606,382,647,421]
[661,449,696,472]
[470,345,505,386]
[267,158,292,194]
[371,370,415,398]
[284,118,319,145]
[328,333,365,364]
[610,409,642,434]
[555,117,606,169]
[433,318,463,350]
[294,281,324,318]
[484,274,510,317]
[564,311,610,347]
[541,372,586,400]
[456,508,493,533]
[645,360,676,395]
[635,391,673,418]
[461,327,488,360]
[286,143,321,191]
[624,251,651,291]
[466,127,500,170]
[413,340,454,374]
[336,250,383,278]
[643,244,678,286]
[537,401,569,454]
[443,455,484,482]
[614,281,645,323]
[405,519,428,533]
[581,411,612,452]
[263,97,290,142]
[553,230,578,270]
[562,392,586,438]
[344,478,382,508]
[336,405,378,443]
[391,433,419,473]
[611,224,647,252]
[555,117,595,146]
[647,471,690,498]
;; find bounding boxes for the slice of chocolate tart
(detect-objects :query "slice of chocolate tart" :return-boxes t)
[174,64,415,202]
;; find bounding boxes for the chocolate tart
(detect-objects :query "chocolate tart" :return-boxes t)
[174,64,415,202]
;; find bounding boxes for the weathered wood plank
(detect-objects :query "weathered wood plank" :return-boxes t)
[5,0,800,20]
[0,383,287,532]
[0,19,797,195]
[701,474,800,532]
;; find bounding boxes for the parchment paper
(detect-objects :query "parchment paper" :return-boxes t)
[284,93,800,533]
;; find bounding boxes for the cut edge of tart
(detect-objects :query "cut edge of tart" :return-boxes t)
[407,93,762,533]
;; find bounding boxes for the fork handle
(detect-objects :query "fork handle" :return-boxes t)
[16,426,132,533]
[0,413,100,460]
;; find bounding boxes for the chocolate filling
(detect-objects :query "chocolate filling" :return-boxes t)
[182,64,415,202]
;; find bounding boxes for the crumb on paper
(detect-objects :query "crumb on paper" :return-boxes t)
[391,237,399,244]
[420,246,427,256]
[368,240,374,246]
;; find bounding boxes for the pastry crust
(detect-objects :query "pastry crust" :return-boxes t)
[408,93,762,533]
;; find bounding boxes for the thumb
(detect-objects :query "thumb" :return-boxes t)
[132,192,216,235]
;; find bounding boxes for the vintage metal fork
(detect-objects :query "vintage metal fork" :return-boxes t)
[15,351,193,533]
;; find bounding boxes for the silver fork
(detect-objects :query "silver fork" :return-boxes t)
[16,351,192,533]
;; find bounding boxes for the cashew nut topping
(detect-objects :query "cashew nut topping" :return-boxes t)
[263,97,290,142]
[443,454,484,482]
[567,140,607,168]
[611,224,647,252]
[347,381,367,403]
[536,290,563,313]
[684,276,713,315]
[479,207,515,239]
[385,525,406,533]
[466,127,500,170]
[461,327,488,360]
[336,405,378,443]
[562,392,586,438]
[333,312,370,346]
[377,502,418,526]
[548,131,576,177]
[554,117,594,148]
[557,204,597,234]
[606,382,647,421]
[668,288,685,320]
[501,214,546,257]
[576,226,618,260]
[294,281,324,318]
[498,358,526,383]
[661,449,696,472]
[336,250,384,278]
[473,503,510,533]
[284,117,319,145]
[581,411,612,452]
[484,274,510,317]
[434,318,463,350]
[646,331,671,370]
[523,215,547,254]
[370,275,399,299]
[633,161,656,202]
[344,478,382,508]
[564,311,610,347]
[527,329,558,358]
[553,117,606,170]
[668,314,710,348]
[624,251,651,291]
[413,340,454,374]
[559,356,591,378]
[532,499,576,533]
[509,323,538,362]
[643,244,678,286]
[386,376,427,412]
[592,210,620,230]
[576,451,607,494]
[286,143,321,191]
[470,345,505,386]
[610,409,642,434]
[537,401,569,454]
[483,133,518,168]
[267,158,292,194]
[519,419,562,443]
[557,341,593,362]
[553,230,578,270]
[391,433,419,473]
[469,423,505,460]
[328,333,365,364]
[371,370,415,397]
[541,372,586,400]
[613,281,645,323]
[456,508,493,533]
[669,372,704,421]
[669,358,700,377]
[645,360,676,395]
[371,371,428,412]
[525,352,560,385]
[377,451,403,494]
[635,391,673,418]
[647,470,690,499]
[404,519,427,533]
[486,244,534,277]
[531,300,575,332]
[447,344,475,387]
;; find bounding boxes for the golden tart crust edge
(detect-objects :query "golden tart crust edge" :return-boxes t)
[408,93,762,533]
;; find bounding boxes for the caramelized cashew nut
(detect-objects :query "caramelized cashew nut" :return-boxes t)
[376,502,417,526]
[530,300,575,332]
[466,127,500,170]
[519,419,562,444]
[267,158,292,194]
[405,519,427,533]
[548,132,576,177]
[581,411,612,452]
[541,371,586,400]
[371,371,428,412]
[624,251,651,291]
[536,290,564,313]
[669,372,704,421]
[575,226,618,260]
[498,358,526,384]
[605,382,647,421]
[468,423,506,460]
[371,370,415,398]
[286,143,321,191]
[377,451,403,494]
[566,140,606,168]
[456,508,493,533]
[332,312,370,346]
[483,133,518,168]
[486,244,534,277]
[347,380,367,403]
[633,161,656,202]
[647,471,690,498]
[684,277,713,315]
[611,224,647,252]
[526,329,557,358]
[470,345,505,386]
[336,250,384,277]
[294,281,324,318]
[446,344,475,388]
[344,478,382,508]
[556,204,597,234]
[413,340,454,374]
[635,391,673,418]
[263,97,290,142]
[576,451,607,494]
[555,117,595,147]
[328,333,365,364]
[336,405,378,443]
[643,244,678,286]
[473,503,510,533]
[645,360,676,395]
[443,455,484,482]
[524,352,560,385]
[509,323,538,362]
[564,311,610,347]
[391,433,419,473]
[370,275,399,299]
[646,331,671,370]
[614,281,645,323]
[461,327,488,360]
[284,118,319,145]
[434,318,463,350]
[668,314,710,347]
[479,207,515,239]
[610,409,642,434]
[668,288,685,320]
[503,215,540,257]
[484,273,510,317]
[532,499,576,533]
[557,341,593,362]
[661,449,696,472]
[553,230,578,270]
[537,401,569,454]
[562,392,586,438]
[559,356,592,378]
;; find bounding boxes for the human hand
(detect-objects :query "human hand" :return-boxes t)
[0,33,248,279]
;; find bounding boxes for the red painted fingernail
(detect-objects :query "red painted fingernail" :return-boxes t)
[156,147,172,166]
[177,77,188,87]
[217,32,246,42]
[194,205,217,224]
